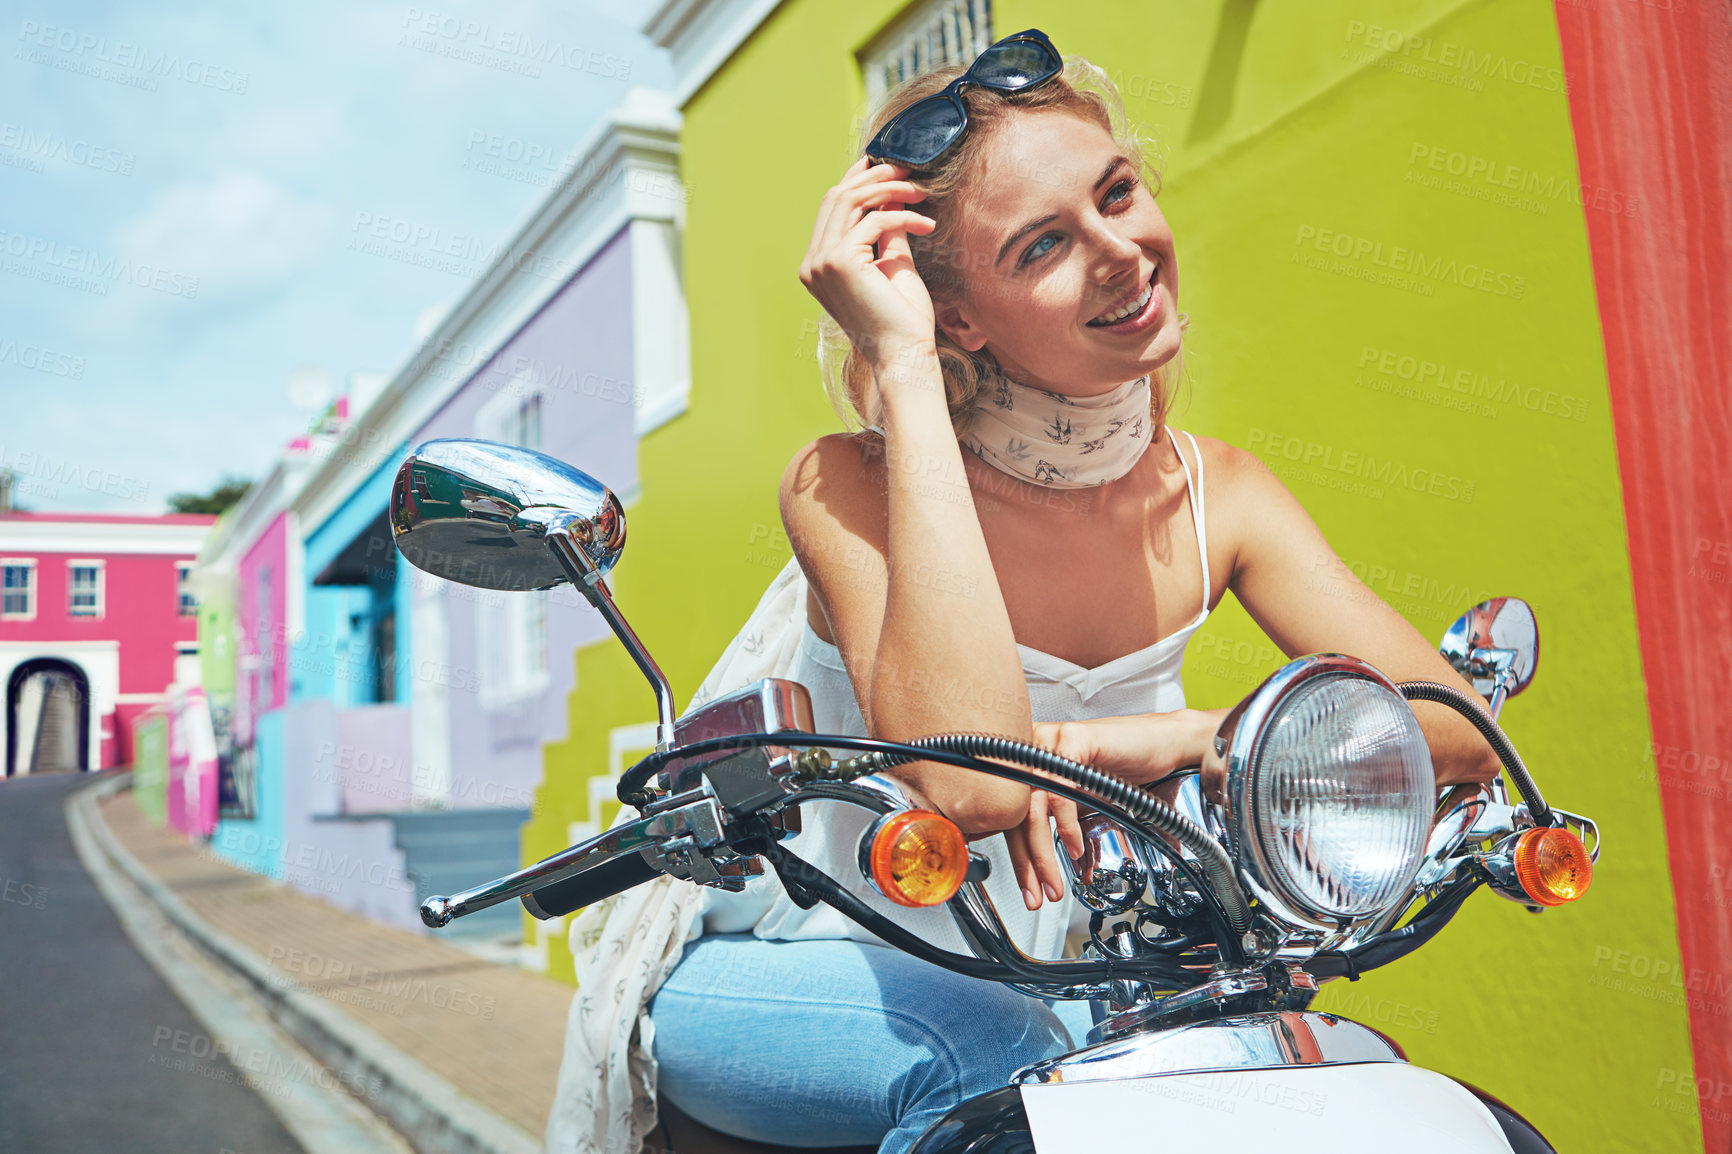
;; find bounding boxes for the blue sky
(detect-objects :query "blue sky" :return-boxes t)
[0,0,668,513]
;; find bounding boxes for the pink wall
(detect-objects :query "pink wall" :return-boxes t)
[6,551,198,692]
[235,512,292,747]
[166,688,219,836]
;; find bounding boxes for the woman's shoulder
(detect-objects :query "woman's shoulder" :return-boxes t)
[1173,429,1291,506]
[1174,428,1319,581]
[1173,429,1261,479]
[778,430,890,532]
[780,428,886,480]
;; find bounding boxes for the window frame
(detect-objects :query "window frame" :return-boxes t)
[1,558,36,621]
[177,561,198,617]
[67,559,105,619]
[861,0,994,111]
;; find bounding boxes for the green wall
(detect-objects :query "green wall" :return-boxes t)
[523,3,1694,1147]
[131,711,168,826]
[196,576,236,700]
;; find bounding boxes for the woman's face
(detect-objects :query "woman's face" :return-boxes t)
[933,109,1181,397]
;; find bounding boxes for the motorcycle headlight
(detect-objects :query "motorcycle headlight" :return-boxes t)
[1218,655,1433,925]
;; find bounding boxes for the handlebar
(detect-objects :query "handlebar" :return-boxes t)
[415,722,1565,1015]
[522,851,663,920]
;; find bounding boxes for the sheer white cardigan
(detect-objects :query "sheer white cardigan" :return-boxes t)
[544,557,810,1154]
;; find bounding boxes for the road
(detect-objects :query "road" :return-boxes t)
[0,772,304,1154]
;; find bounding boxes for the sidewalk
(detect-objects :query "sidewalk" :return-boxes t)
[90,780,574,1154]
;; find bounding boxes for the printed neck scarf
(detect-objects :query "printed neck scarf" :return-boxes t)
[957,373,1153,489]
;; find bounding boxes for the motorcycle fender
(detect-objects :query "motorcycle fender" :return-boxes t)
[1019,1063,1518,1153]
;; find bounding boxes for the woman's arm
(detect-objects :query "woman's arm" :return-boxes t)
[1213,441,1502,784]
[779,396,1034,835]
[788,157,1034,835]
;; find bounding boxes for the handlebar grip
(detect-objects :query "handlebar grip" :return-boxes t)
[521,850,663,920]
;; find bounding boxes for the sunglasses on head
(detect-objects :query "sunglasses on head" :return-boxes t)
[865,28,1063,169]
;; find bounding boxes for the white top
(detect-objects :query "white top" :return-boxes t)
[700,428,1214,959]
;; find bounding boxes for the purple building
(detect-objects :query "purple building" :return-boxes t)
[195,89,687,939]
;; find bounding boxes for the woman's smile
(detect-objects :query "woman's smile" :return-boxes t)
[1085,262,1162,331]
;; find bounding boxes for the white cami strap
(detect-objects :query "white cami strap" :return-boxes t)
[1168,427,1211,616]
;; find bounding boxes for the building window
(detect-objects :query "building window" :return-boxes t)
[177,562,198,616]
[509,392,542,452]
[256,565,273,646]
[1,559,34,620]
[476,390,550,699]
[862,0,993,110]
[68,561,104,618]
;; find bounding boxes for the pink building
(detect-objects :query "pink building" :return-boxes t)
[0,512,214,774]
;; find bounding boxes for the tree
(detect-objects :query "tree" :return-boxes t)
[167,475,252,515]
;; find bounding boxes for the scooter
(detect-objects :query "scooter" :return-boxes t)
[390,438,1597,1154]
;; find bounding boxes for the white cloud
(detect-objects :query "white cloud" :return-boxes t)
[118,168,330,296]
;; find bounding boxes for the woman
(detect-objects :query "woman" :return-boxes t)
[640,30,1499,1154]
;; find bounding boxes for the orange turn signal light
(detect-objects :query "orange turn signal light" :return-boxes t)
[1513,827,1593,906]
[865,810,968,908]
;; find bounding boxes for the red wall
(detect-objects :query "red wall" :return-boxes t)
[1554,2,1732,1147]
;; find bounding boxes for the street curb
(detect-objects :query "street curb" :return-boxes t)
[77,775,543,1154]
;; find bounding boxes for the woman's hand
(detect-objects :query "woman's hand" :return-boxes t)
[1002,710,1228,912]
[1003,782,1084,912]
[1032,709,1229,789]
[797,156,938,374]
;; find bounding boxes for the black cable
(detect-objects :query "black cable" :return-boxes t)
[1303,873,1481,981]
[1397,681,1552,826]
[874,732,1252,935]
[760,842,1200,991]
[620,730,1245,959]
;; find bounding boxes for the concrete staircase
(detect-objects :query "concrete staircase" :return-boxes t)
[26,672,82,773]
[390,808,532,941]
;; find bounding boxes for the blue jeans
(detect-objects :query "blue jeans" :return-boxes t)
[647,934,1097,1154]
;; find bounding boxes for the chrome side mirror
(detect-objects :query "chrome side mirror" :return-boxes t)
[1438,597,1538,719]
[391,438,674,749]
[390,438,625,590]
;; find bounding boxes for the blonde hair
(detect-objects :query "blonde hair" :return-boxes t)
[818,54,1187,434]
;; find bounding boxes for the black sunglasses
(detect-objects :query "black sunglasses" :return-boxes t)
[865,28,1063,168]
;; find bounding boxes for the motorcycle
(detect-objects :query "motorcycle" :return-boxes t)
[389,438,1598,1154]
